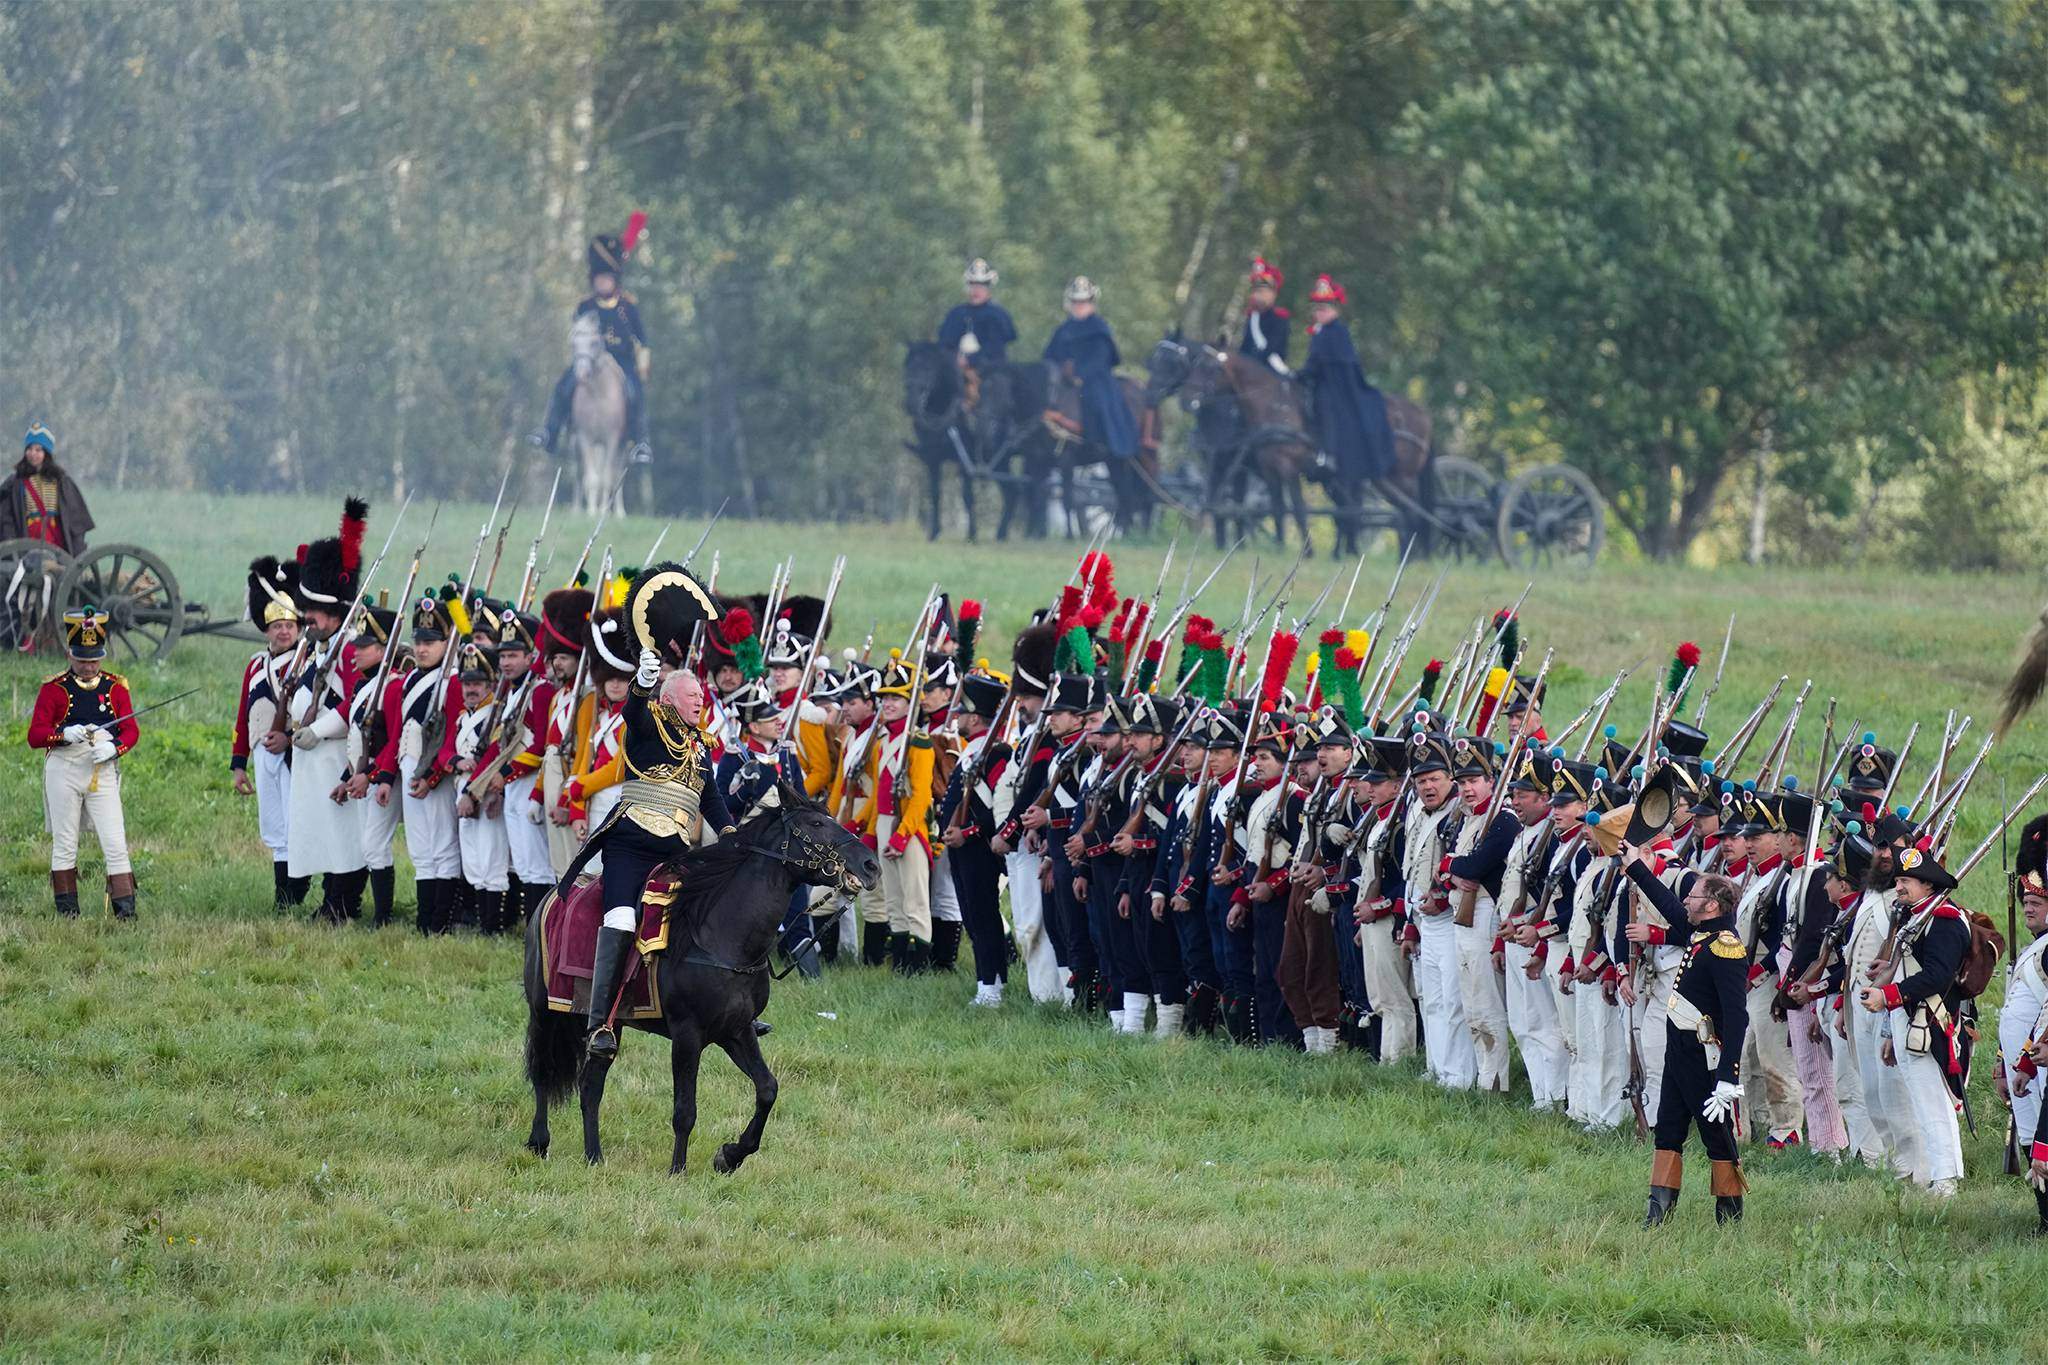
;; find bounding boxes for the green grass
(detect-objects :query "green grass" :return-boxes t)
[6,490,2048,1361]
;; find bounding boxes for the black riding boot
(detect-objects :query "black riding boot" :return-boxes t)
[1646,1186,1680,1228]
[453,880,477,929]
[586,926,636,1060]
[478,889,506,937]
[2034,1185,2048,1236]
[1715,1195,1744,1225]
[285,872,313,910]
[272,860,292,911]
[52,868,79,919]
[369,866,396,927]
[889,931,912,975]
[862,922,889,966]
[931,921,962,972]
[414,878,435,934]
[904,937,932,976]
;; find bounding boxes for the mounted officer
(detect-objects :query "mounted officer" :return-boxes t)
[530,216,653,466]
[937,258,1017,409]
[1239,257,1291,375]
[1296,275,1397,486]
[1043,277,1138,460]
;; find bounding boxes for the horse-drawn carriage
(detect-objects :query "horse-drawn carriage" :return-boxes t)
[902,331,1604,568]
[0,537,252,661]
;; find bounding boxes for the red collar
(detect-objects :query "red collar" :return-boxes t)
[1753,853,1783,876]
[884,715,909,739]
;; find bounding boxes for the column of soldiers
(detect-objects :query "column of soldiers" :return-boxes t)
[147,505,2047,1235]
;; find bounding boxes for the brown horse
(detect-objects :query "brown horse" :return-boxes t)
[1043,367,1163,536]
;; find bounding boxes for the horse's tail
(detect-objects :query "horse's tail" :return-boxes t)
[525,993,585,1110]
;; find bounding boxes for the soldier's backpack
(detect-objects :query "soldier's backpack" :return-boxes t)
[1952,908,2007,999]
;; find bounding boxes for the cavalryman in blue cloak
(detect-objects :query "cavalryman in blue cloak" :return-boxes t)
[1296,274,1398,486]
[938,258,1017,407]
[1043,276,1138,460]
[531,214,654,466]
[1240,257,1291,375]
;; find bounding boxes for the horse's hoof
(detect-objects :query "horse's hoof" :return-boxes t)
[585,1152,603,1167]
[525,1137,549,1159]
[712,1147,736,1175]
[669,1162,687,1176]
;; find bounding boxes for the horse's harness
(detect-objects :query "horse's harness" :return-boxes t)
[675,815,851,979]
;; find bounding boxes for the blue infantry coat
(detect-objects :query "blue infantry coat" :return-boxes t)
[1044,314,1138,459]
[937,301,1018,370]
[1239,306,1291,372]
[1298,319,1397,483]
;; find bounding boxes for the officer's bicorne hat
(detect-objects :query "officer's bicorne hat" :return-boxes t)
[1408,730,1456,776]
[1043,671,1095,715]
[63,606,109,660]
[959,668,1008,719]
[1011,622,1059,700]
[1450,734,1498,780]
[538,587,592,660]
[295,496,369,613]
[457,641,499,686]
[353,604,398,647]
[498,610,539,654]
[921,650,961,693]
[1346,735,1409,782]
[730,679,780,726]
[586,606,635,684]
[964,257,999,287]
[1844,733,1896,793]
[1502,674,1546,717]
[1894,839,1959,893]
[1307,704,1356,749]
[246,556,302,627]
[624,561,719,664]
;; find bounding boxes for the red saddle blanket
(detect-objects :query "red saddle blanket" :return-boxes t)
[539,870,683,1021]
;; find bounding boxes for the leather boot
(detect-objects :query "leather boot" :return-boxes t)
[904,937,932,975]
[344,868,367,919]
[436,879,459,935]
[586,925,636,1060]
[478,889,505,937]
[931,920,962,971]
[1645,1186,1680,1228]
[108,872,137,920]
[889,931,912,975]
[1711,1159,1747,1225]
[52,868,79,919]
[816,913,843,964]
[1648,1149,1683,1227]
[453,881,477,928]
[1715,1195,1744,1225]
[2033,1185,2048,1236]
[285,873,313,909]
[369,866,395,927]
[272,860,292,911]
[414,878,435,934]
[862,922,889,966]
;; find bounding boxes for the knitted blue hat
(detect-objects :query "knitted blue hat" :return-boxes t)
[22,424,53,454]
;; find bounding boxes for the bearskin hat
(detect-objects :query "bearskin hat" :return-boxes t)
[246,555,301,627]
[538,587,593,659]
[296,497,369,611]
[587,606,634,683]
[1011,621,1059,699]
[2018,813,2048,896]
[624,561,719,664]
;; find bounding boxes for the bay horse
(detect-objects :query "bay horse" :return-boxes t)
[522,782,881,1171]
[569,312,627,518]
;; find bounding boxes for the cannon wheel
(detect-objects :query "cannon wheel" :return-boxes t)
[1497,463,1605,570]
[0,537,76,652]
[1428,455,1502,561]
[56,542,185,662]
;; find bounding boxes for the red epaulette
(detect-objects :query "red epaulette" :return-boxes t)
[1929,902,1964,920]
[1032,745,1056,764]
[1272,306,1290,319]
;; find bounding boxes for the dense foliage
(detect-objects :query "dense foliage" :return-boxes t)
[3,0,2044,558]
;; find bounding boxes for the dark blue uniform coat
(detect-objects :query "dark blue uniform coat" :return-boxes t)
[937,301,1018,370]
[1044,314,1138,459]
[1298,319,1397,484]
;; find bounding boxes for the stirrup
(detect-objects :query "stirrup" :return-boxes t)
[527,425,551,450]
[628,440,652,465]
[586,1023,620,1059]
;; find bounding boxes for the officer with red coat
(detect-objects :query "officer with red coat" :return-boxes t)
[26,608,138,917]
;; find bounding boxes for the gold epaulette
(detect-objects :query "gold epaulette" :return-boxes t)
[102,671,127,687]
[43,670,68,686]
[1710,930,1745,959]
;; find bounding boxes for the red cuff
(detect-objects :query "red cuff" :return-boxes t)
[1746,964,1767,987]
[1230,888,1251,907]
[1600,965,1620,985]
[888,831,909,854]
[2033,1141,2048,1164]
[2016,1054,2039,1080]
[1491,936,1505,955]
[1560,956,1576,976]
[1881,982,1902,1011]
[1437,855,1452,875]
[1401,923,1419,945]
[1647,926,1667,946]
[1534,942,1548,964]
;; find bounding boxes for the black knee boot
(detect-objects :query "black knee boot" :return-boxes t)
[904,937,932,976]
[586,926,636,1060]
[889,931,912,974]
[931,921,962,972]
[415,878,435,934]
[1646,1186,1680,1228]
[862,923,889,966]
[2034,1184,2048,1236]
[478,889,506,936]
[272,860,292,911]
[816,914,842,964]
[369,866,395,927]
[52,869,80,918]
[284,872,312,909]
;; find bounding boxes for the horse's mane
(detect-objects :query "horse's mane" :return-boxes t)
[671,803,795,912]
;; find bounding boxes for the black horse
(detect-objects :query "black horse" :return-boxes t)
[902,343,1052,541]
[523,781,881,1171]
[1145,331,1313,551]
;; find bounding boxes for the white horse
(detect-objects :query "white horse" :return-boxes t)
[569,313,627,518]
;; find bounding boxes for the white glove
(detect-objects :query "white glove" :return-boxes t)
[636,647,662,688]
[1267,354,1291,377]
[292,728,320,751]
[61,724,91,745]
[1701,1080,1743,1124]
[90,738,118,764]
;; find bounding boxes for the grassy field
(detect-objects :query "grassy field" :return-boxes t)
[6,489,2048,1361]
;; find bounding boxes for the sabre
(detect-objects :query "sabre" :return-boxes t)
[514,469,562,613]
[53,685,206,739]
[1693,613,1735,728]
[678,497,728,570]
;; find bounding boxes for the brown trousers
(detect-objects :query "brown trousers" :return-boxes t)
[1277,890,1342,1031]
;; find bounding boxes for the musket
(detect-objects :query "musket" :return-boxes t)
[705,548,721,595]
[1693,613,1735,728]
[562,477,622,594]
[1146,537,1242,665]
[640,521,673,569]
[1290,560,1341,639]
[475,466,516,598]
[1564,660,1640,760]
[1348,544,1419,692]
[1710,677,1786,773]
[1909,716,1971,820]
[1754,679,1815,784]
[678,497,728,570]
[514,470,562,614]
[1361,567,1445,719]
[1819,716,1862,793]
[1811,697,1837,796]
[1121,537,1179,689]
[389,501,442,638]
[1873,720,1919,817]
[774,555,846,737]
[1066,521,1111,590]
[1928,735,1997,853]
[290,496,412,734]
[1332,550,1369,634]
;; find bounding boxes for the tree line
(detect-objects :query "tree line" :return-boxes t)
[4,0,2045,562]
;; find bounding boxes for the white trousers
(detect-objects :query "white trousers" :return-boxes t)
[1827,998,1886,1164]
[1631,955,1681,1127]
[1882,1005,1963,1185]
[400,755,462,879]
[1743,981,1806,1143]
[878,818,932,941]
[288,739,362,878]
[360,783,401,872]
[45,747,129,874]
[1360,916,1417,1062]
[254,747,292,858]
[504,772,554,885]
[542,750,575,876]
[1414,910,1476,1088]
[459,807,510,891]
[1853,999,1925,1180]
[1453,899,1511,1091]
[1503,941,1567,1107]
[1005,850,1065,1003]
[1567,981,1628,1130]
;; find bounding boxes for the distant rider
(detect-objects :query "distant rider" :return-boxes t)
[530,216,654,466]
